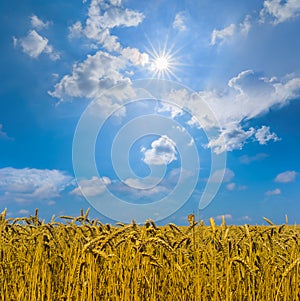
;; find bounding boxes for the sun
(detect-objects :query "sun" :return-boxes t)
[154,56,169,71]
[146,40,180,80]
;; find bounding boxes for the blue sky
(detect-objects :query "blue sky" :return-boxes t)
[0,0,300,225]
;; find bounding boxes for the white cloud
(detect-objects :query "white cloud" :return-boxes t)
[239,153,269,164]
[71,176,111,197]
[226,182,247,191]
[14,30,60,60]
[226,182,236,191]
[206,124,255,154]
[211,15,251,46]
[215,214,232,220]
[18,209,30,215]
[240,15,252,35]
[49,50,129,100]
[275,170,297,183]
[255,125,280,145]
[142,135,177,165]
[239,215,251,221]
[265,188,281,196]
[188,138,194,147]
[95,7,144,29]
[112,180,170,198]
[121,47,149,66]
[211,23,236,46]
[173,11,187,32]
[30,15,50,29]
[157,103,183,119]
[173,70,300,153]
[68,21,83,39]
[260,0,300,24]
[210,168,235,183]
[50,45,148,104]
[124,177,159,189]
[69,0,144,52]
[186,115,201,128]
[0,167,73,203]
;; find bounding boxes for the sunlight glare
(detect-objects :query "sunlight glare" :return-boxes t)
[146,38,182,80]
[154,56,169,71]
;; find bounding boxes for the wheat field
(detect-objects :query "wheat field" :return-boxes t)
[0,209,299,301]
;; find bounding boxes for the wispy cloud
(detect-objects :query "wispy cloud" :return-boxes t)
[240,14,252,35]
[210,23,236,46]
[173,11,188,32]
[239,215,252,222]
[18,209,30,215]
[275,170,297,183]
[226,182,236,191]
[71,176,111,197]
[226,182,247,191]
[239,153,269,164]
[30,15,50,30]
[215,214,232,220]
[265,188,281,196]
[0,124,13,140]
[210,168,235,183]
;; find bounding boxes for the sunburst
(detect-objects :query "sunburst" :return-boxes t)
[146,39,181,80]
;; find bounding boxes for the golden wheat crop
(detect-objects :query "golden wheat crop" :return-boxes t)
[0,208,299,300]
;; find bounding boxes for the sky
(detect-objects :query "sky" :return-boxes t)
[0,0,300,225]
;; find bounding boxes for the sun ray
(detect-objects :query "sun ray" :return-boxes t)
[144,34,182,81]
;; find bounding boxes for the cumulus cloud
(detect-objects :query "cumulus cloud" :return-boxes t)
[49,50,130,100]
[71,176,111,197]
[255,125,280,145]
[69,0,144,52]
[210,23,236,46]
[142,135,177,165]
[30,15,50,29]
[165,70,300,153]
[260,0,300,24]
[265,188,281,196]
[206,124,255,154]
[0,167,73,203]
[14,30,60,60]
[173,11,188,31]
[53,1,148,104]
[121,47,149,66]
[275,170,297,183]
